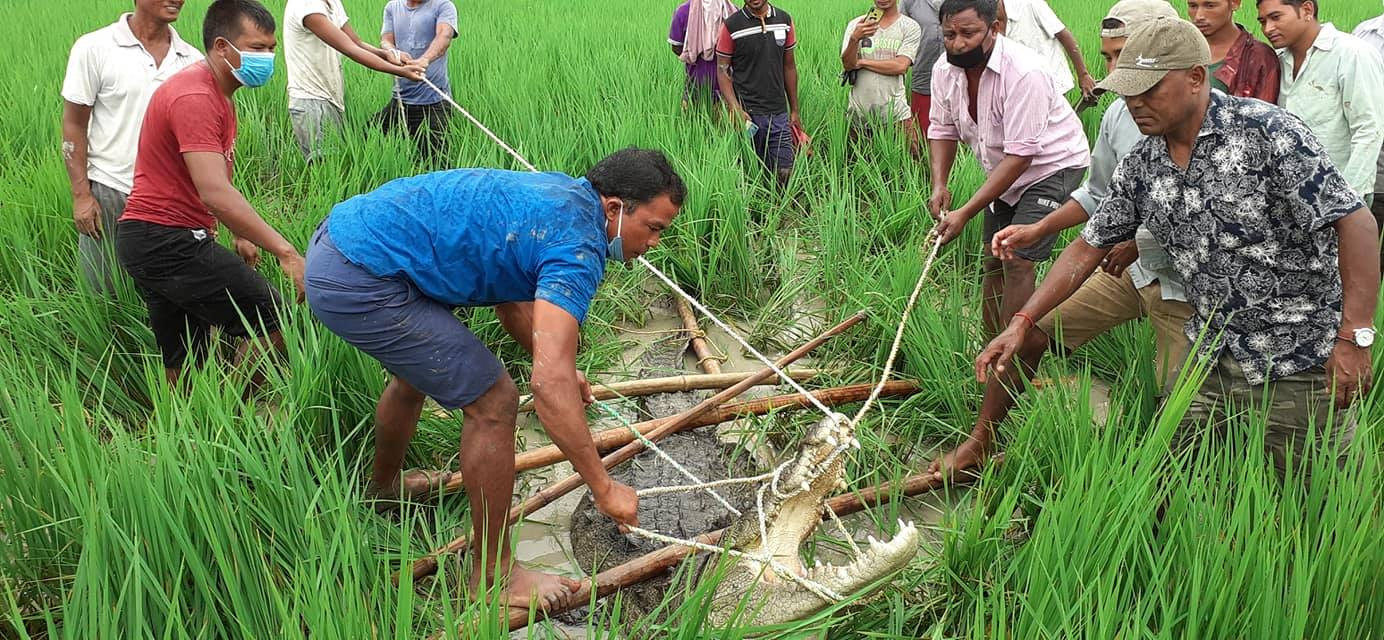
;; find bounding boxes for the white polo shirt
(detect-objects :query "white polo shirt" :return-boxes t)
[284,0,351,111]
[61,14,201,194]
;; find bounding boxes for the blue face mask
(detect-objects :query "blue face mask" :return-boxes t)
[607,202,627,263]
[224,41,276,88]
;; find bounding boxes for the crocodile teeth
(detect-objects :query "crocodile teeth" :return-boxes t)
[824,435,838,447]
[850,438,862,449]
[800,481,811,493]
[898,518,907,530]
[867,535,880,547]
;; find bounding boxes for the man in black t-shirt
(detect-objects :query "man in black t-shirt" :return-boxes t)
[715,0,801,186]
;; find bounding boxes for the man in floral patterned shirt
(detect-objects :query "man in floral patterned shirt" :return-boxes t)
[976,17,1379,480]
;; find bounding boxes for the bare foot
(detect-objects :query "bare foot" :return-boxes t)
[927,437,991,481]
[471,563,583,612]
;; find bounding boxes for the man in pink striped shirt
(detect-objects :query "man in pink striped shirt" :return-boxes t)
[928,0,1089,339]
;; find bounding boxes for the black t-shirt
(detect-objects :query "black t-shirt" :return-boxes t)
[715,6,797,115]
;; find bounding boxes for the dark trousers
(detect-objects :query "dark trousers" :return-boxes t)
[1372,193,1384,271]
[372,98,450,158]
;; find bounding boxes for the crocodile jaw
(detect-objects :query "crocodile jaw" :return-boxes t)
[705,415,921,627]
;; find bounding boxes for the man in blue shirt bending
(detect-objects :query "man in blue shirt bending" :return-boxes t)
[305,148,684,611]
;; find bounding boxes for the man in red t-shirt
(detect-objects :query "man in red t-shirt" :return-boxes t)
[117,0,305,386]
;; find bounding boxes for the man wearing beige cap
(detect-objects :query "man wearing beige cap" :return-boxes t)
[976,17,1378,480]
[928,0,1190,478]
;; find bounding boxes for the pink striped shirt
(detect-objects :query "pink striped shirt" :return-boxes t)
[929,35,1090,205]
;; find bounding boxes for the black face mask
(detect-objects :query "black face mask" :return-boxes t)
[946,29,993,69]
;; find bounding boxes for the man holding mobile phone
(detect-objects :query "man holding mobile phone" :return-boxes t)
[841,0,923,153]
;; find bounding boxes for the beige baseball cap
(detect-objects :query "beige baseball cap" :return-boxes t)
[1100,0,1181,38]
[1095,17,1211,97]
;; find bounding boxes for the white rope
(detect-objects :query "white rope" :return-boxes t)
[419,77,539,172]
[636,472,775,498]
[848,234,944,426]
[823,501,861,558]
[593,400,742,516]
[637,256,840,421]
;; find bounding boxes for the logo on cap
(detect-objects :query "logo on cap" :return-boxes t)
[1134,55,1159,68]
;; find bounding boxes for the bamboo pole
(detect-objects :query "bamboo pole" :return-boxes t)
[676,296,723,375]
[485,462,998,633]
[444,380,915,495]
[408,311,868,581]
[515,369,826,413]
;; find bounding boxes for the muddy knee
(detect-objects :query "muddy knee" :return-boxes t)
[464,373,519,429]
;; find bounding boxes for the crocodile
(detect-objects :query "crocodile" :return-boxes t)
[569,330,920,627]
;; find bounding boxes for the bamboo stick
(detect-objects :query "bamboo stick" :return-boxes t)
[676,296,723,375]
[515,369,826,413]
[407,311,868,580]
[443,380,918,495]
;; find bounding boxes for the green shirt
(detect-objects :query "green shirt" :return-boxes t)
[1277,24,1384,198]
[1208,60,1228,92]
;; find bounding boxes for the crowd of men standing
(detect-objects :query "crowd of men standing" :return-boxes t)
[56,0,1384,612]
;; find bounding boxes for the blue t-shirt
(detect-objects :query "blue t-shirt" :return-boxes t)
[327,170,609,323]
[382,0,458,105]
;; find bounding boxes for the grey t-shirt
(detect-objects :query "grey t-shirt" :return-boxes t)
[899,0,944,95]
[382,0,458,105]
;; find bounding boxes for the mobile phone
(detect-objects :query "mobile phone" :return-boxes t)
[865,7,884,21]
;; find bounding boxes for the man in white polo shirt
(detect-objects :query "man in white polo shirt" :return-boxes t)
[61,0,201,295]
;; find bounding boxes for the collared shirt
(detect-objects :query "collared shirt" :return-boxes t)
[1277,23,1384,198]
[1213,25,1279,104]
[1351,15,1384,194]
[327,170,608,323]
[60,14,201,194]
[997,0,1073,95]
[284,0,351,110]
[929,35,1090,206]
[898,0,944,95]
[716,5,797,115]
[382,0,458,106]
[1070,99,1185,302]
[1084,93,1365,384]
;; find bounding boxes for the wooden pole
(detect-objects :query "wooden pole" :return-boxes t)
[408,311,868,581]
[514,369,827,413]
[443,380,918,495]
[483,463,997,633]
[676,296,723,375]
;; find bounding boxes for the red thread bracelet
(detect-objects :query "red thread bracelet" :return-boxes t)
[1013,312,1036,328]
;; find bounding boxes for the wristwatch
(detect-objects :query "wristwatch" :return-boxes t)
[1338,327,1377,348]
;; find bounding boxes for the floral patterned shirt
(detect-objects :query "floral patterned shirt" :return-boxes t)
[1082,92,1366,384]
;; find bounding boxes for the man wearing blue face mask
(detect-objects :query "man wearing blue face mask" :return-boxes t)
[117,0,305,388]
[303,148,683,612]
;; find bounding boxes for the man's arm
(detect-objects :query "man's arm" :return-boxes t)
[784,49,801,125]
[412,20,456,68]
[975,237,1109,379]
[1054,29,1095,98]
[530,301,638,526]
[858,55,913,76]
[302,14,424,80]
[495,301,536,354]
[716,54,745,121]
[842,18,870,71]
[184,152,305,298]
[934,154,1034,244]
[61,101,101,239]
[1326,208,1380,406]
[927,138,959,218]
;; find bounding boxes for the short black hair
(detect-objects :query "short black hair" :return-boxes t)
[939,0,998,25]
[202,0,276,51]
[1255,0,1316,17]
[586,148,687,208]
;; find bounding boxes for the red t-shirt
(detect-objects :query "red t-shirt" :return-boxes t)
[121,62,236,230]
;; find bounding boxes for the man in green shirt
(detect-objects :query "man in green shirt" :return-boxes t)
[1258,0,1384,199]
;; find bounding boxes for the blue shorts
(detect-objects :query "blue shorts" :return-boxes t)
[751,113,795,172]
[305,225,504,409]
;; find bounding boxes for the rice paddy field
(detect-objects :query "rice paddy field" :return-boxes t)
[2,0,1382,638]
